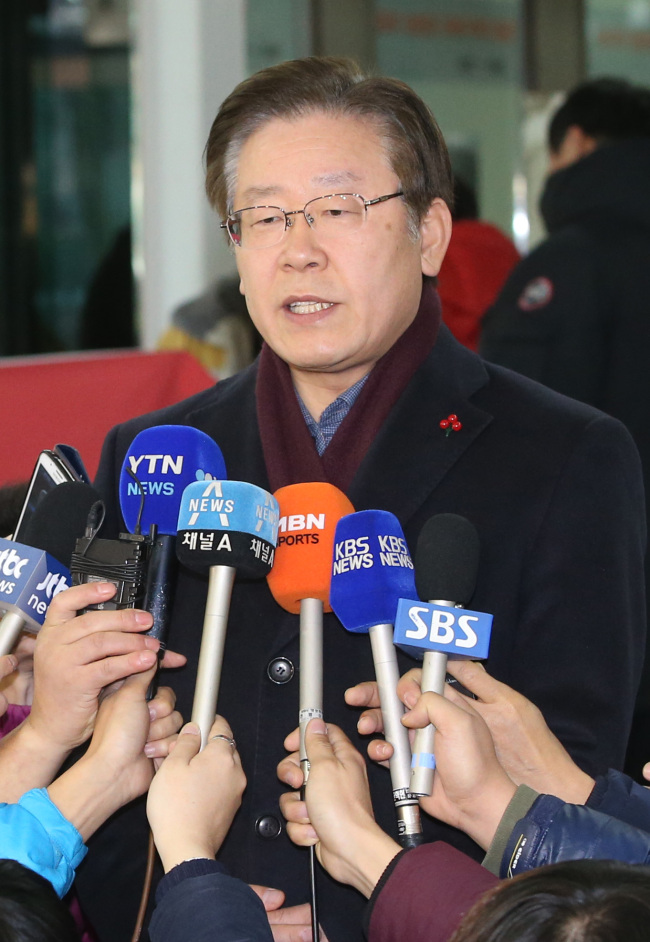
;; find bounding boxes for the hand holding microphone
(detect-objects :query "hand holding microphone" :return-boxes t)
[330,509,423,847]
[177,477,279,746]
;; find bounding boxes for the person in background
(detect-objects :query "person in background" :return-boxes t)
[437,177,519,352]
[479,77,650,780]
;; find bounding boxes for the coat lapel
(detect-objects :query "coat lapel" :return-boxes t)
[348,327,493,527]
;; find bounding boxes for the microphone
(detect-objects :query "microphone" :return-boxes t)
[177,478,279,745]
[119,426,227,695]
[330,509,423,848]
[392,514,485,796]
[267,483,354,786]
[0,482,101,656]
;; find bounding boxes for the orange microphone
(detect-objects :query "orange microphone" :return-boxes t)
[267,482,354,782]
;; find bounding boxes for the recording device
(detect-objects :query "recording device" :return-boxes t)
[0,482,101,656]
[330,509,423,848]
[393,514,485,797]
[177,478,279,745]
[267,482,354,785]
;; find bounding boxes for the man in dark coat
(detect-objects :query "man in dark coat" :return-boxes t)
[480,77,650,778]
[75,61,645,942]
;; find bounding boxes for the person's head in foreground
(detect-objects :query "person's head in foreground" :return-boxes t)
[0,860,79,942]
[451,858,650,942]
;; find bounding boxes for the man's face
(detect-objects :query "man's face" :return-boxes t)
[232,113,448,385]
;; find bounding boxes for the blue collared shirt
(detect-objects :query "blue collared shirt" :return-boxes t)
[297,374,369,455]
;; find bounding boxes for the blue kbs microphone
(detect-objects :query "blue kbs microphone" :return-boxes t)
[330,509,423,848]
[393,514,491,797]
[177,479,279,745]
[0,481,100,656]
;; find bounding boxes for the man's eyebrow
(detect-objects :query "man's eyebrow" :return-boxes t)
[311,170,363,188]
[238,171,364,206]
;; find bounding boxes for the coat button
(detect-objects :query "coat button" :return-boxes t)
[256,815,282,839]
[267,657,294,684]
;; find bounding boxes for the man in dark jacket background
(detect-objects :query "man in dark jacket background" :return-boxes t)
[480,77,650,778]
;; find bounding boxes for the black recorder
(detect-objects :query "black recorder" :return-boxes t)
[70,499,155,612]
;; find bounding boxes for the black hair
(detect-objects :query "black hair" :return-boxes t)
[0,860,80,942]
[451,858,650,942]
[549,77,650,153]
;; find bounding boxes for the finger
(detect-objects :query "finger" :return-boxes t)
[344,680,380,709]
[267,902,313,925]
[396,667,423,710]
[156,722,201,766]
[285,820,319,847]
[356,708,384,736]
[0,654,17,681]
[283,726,300,753]
[445,660,504,703]
[43,582,117,625]
[146,732,179,760]
[148,686,176,721]
[279,790,310,824]
[643,762,650,783]
[277,753,303,790]
[306,719,360,768]
[71,629,160,665]
[160,649,187,669]
[402,689,479,731]
[89,648,159,688]
[249,885,285,912]
[145,710,183,753]
[366,738,393,766]
[45,608,155,646]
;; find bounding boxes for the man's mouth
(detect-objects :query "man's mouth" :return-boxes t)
[287,300,335,314]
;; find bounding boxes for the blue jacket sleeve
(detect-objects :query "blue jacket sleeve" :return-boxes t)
[149,858,273,942]
[500,794,650,878]
[0,788,87,897]
[587,769,650,832]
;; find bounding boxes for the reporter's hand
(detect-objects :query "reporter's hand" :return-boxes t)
[48,667,162,840]
[401,688,516,848]
[444,661,595,803]
[0,654,17,716]
[147,715,245,873]
[29,581,186,753]
[279,720,400,898]
[144,686,183,765]
[249,890,325,942]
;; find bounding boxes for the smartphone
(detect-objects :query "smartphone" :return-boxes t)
[53,444,91,485]
[13,450,77,542]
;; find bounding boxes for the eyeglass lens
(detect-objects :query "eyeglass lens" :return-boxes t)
[228,193,366,248]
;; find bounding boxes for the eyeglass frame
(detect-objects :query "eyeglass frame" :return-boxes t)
[219,191,405,248]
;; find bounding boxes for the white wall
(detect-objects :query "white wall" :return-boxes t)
[131,0,246,349]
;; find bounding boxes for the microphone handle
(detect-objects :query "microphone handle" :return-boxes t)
[299,597,323,784]
[143,533,178,700]
[191,565,236,748]
[0,612,26,658]
[369,623,423,846]
[410,598,454,797]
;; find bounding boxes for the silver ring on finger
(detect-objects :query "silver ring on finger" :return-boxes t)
[209,734,236,749]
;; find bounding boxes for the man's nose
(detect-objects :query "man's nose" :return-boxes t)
[280,211,326,268]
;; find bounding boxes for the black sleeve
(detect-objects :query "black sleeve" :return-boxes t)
[480,229,610,407]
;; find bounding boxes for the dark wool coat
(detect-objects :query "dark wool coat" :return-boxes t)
[75,326,646,942]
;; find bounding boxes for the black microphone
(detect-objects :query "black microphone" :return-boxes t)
[0,482,101,656]
[410,514,480,797]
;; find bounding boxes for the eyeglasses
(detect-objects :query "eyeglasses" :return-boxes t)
[220,191,404,249]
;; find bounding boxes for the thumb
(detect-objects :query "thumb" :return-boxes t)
[249,884,285,912]
[164,722,201,764]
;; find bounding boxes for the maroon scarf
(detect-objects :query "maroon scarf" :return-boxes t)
[256,281,441,493]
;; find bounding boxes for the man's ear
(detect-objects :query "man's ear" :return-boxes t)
[420,198,453,277]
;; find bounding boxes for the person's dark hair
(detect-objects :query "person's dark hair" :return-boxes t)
[450,859,650,942]
[548,76,650,153]
[0,482,28,537]
[0,860,79,941]
[451,176,478,221]
[205,56,453,236]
